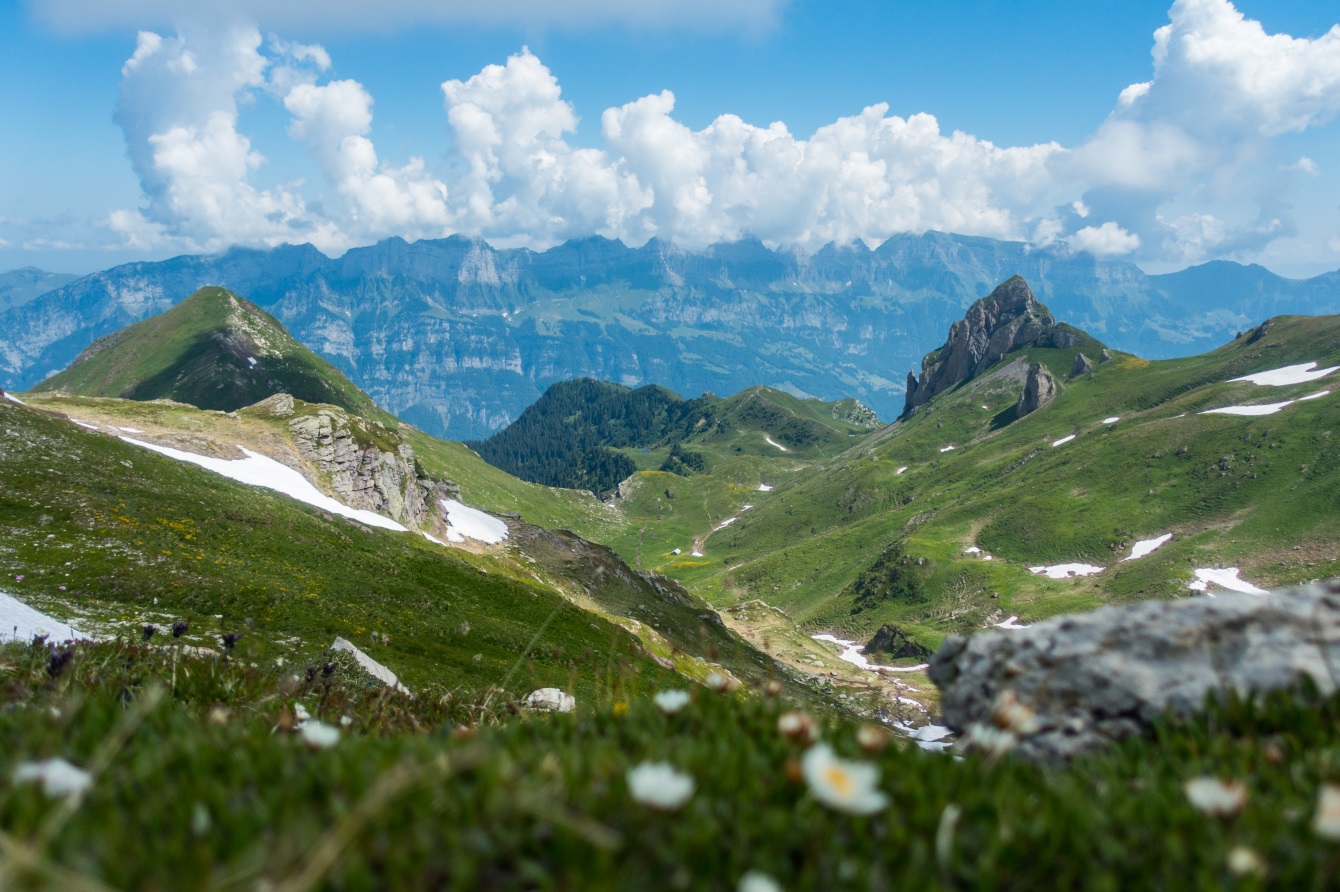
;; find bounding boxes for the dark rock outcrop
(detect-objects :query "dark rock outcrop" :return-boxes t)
[1014,363,1057,418]
[1068,352,1094,379]
[902,276,1071,417]
[865,624,931,661]
[1100,348,1112,363]
[928,578,1340,761]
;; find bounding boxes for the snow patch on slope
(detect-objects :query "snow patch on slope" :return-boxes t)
[123,438,407,531]
[0,592,88,644]
[440,499,508,544]
[1230,361,1338,387]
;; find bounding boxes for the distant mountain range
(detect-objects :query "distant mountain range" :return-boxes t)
[3,232,1338,439]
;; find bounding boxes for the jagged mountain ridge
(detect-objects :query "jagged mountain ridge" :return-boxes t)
[4,232,1339,439]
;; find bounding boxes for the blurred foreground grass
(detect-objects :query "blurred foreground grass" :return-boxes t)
[2,638,1340,889]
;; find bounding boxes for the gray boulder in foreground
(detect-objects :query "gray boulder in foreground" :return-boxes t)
[929,578,1340,760]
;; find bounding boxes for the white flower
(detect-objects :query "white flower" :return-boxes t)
[654,689,691,715]
[777,710,819,745]
[1184,777,1247,817]
[299,720,341,750]
[293,702,311,723]
[964,722,1017,757]
[1226,846,1266,876]
[626,761,695,811]
[705,671,737,693]
[339,715,353,727]
[1313,784,1340,839]
[738,870,783,892]
[13,758,92,798]
[801,743,888,815]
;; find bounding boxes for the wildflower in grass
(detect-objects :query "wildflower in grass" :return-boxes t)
[764,679,783,698]
[141,624,156,641]
[626,761,695,811]
[856,724,890,754]
[1184,777,1248,817]
[171,619,189,639]
[964,722,1017,757]
[613,701,629,717]
[654,689,691,715]
[706,671,739,694]
[778,710,818,745]
[801,743,888,815]
[14,575,23,582]
[13,758,92,799]
[738,870,783,892]
[299,720,341,750]
[1313,784,1340,839]
[1227,846,1265,877]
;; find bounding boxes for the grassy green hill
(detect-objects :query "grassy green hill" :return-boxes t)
[472,379,881,496]
[32,286,387,421]
[678,314,1340,653]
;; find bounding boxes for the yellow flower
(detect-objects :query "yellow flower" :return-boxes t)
[613,701,629,717]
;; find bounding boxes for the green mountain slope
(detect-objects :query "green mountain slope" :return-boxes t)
[0,394,673,701]
[690,310,1340,653]
[473,378,881,495]
[31,286,386,420]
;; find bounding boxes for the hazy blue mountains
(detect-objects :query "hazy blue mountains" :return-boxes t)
[2,232,1337,439]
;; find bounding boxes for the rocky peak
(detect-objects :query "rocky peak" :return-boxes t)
[902,276,1072,417]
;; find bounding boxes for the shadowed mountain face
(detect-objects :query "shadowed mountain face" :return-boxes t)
[31,286,386,421]
[3,233,1338,439]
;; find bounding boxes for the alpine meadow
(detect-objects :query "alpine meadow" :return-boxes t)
[5,1,1340,889]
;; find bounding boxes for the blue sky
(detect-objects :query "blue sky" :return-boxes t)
[2,0,1338,276]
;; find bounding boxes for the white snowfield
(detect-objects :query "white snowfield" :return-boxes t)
[1051,434,1075,447]
[895,466,908,475]
[763,435,788,452]
[70,419,98,430]
[1101,416,1120,424]
[1191,567,1268,596]
[1121,533,1172,562]
[690,550,704,557]
[938,445,955,453]
[713,516,738,531]
[994,616,1029,629]
[117,426,144,433]
[4,392,26,405]
[440,499,508,544]
[0,591,88,644]
[1201,390,1330,417]
[964,546,982,554]
[1230,361,1339,387]
[756,483,773,492]
[1029,563,1103,579]
[332,636,412,695]
[810,634,928,674]
[123,437,407,532]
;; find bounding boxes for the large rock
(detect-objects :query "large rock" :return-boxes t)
[285,404,459,530]
[902,276,1076,417]
[1014,363,1057,418]
[928,578,1340,760]
[865,624,931,661]
[1068,352,1094,379]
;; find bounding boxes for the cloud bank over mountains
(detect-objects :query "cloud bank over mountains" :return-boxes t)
[103,0,1340,268]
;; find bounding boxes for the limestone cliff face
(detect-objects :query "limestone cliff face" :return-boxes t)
[253,393,459,531]
[1014,363,1057,418]
[902,276,1075,417]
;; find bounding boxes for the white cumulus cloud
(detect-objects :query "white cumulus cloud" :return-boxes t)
[99,1,1340,270]
[1070,222,1141,257]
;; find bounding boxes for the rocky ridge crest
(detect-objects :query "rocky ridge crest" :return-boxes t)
[902,276,1076,417]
